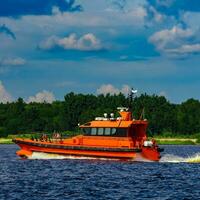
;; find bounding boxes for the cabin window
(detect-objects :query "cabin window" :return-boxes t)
[110,128,127,136]
[111,128,116,135]
[115,128,127,137]
[82,128,91,135]
[91,128,97,135]
[81,127,127,137]
[104,128,111,135]
[98,128,104,135]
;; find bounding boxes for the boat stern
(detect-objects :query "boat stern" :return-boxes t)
[141,140,164,161]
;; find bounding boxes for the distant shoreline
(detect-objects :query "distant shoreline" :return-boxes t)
[155,138,198,145]
[0,137,199,145]
[0,138,13,144]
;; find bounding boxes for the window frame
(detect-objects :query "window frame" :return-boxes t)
[81,127,128,137]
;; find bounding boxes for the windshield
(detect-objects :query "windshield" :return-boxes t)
[81,127,127,137]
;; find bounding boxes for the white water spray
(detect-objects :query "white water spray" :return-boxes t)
[28,152,120,161]
[160,153,200,163]
[28,152,200,163]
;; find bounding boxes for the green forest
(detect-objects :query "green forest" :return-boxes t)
[0,92,200,138]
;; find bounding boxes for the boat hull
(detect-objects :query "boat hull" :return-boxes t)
[14,139,140,160]
[13,139,161,161]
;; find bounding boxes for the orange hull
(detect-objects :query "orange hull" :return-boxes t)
[13,137,161,161]
[14,139,137,159]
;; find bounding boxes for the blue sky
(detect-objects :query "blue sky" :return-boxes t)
[0,0,200,103]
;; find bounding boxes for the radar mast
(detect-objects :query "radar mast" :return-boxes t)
[128,88,137,111]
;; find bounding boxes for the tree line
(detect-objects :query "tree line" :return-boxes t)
[0,92,200,137]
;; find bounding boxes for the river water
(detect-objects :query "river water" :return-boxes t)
[1,145,200,200]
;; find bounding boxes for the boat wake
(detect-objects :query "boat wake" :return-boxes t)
[29,152,120,161]
[28,152,200,163]
[28,152,153,162]
[29,152,68,159]
[160,153,200,163]
[185,153,200,163]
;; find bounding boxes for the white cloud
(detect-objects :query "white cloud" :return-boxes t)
[149,26,193,50]
[183,12,200,27]
[0,0,152,61]
[155,0,174,7]
[121,85,131,95]
[159,91,168,98]
[96,84,131,95]
[0,1,148,37]
[166,44,200,54]
[147,6,165,23]
[0,81,12,103]
[127,6,147,20]
[0,57,26,66]
[39,33,103,51]
[97,84,120,95]
[27,90,55,103]
[149,26,200,57]
[0,84,56,104]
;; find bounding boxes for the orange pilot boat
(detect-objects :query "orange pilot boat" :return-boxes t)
[13,90,163,161]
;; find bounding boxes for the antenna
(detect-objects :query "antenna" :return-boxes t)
[128,87,137,111]
[139,108,145,120]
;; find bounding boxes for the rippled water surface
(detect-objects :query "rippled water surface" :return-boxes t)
[1,145,200,200]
